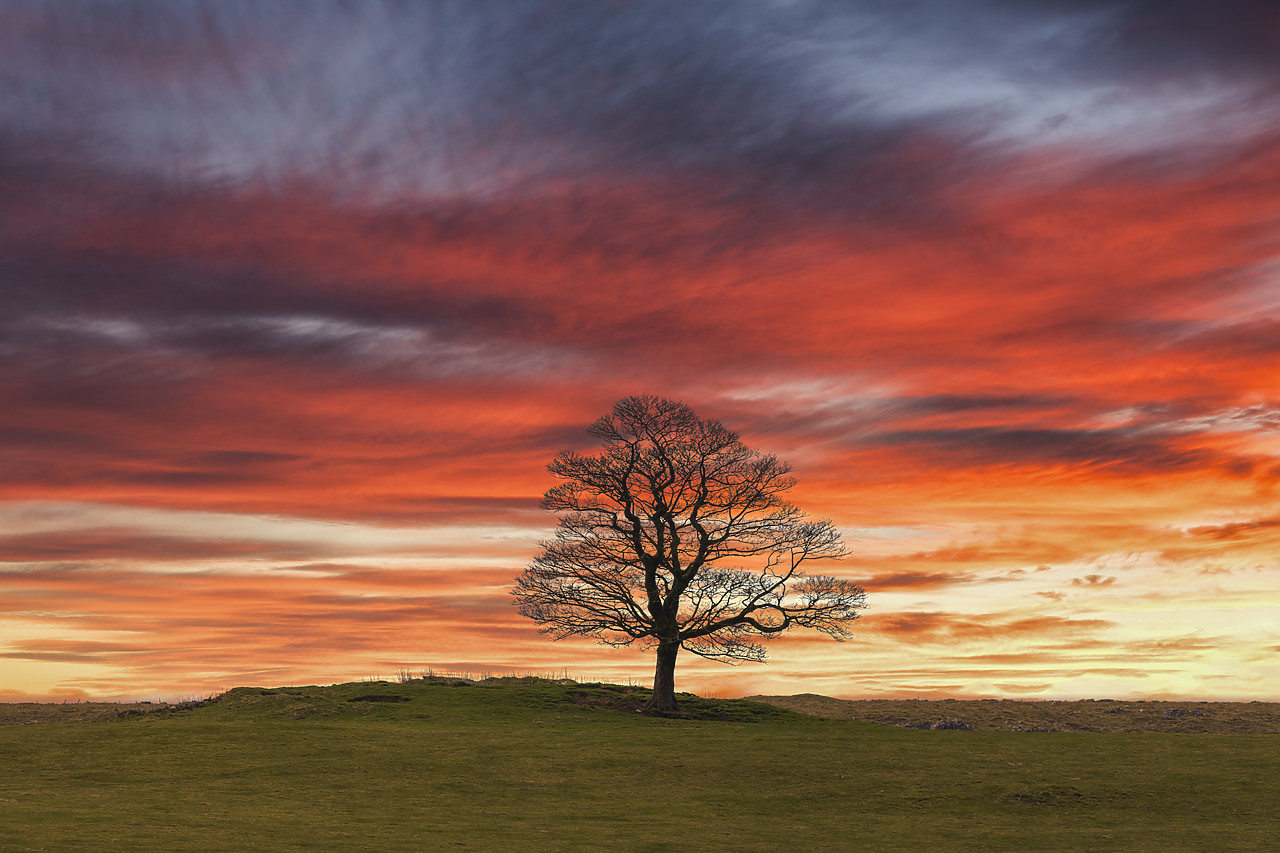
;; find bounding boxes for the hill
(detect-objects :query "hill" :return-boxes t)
[2,677,1278,851]
[8,679,1277,733]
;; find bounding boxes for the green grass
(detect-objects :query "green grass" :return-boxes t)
[3,679,1278,851]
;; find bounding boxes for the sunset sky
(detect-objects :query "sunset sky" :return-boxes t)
[3,0,1279,702]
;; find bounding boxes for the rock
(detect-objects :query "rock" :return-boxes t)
[930,719,973,730]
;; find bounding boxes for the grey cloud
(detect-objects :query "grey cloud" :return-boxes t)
[0,1,989,218]
[983,0,1280,79]
[7,1,1277,192]
[473,1,978,206]
[4,0,1280,399]
[1080,0,1280,79]
[8,0,1276,264]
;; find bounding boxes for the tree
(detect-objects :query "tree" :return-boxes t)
[512,395,867,712]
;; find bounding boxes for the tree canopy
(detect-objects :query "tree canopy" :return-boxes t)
[512,395,867,711]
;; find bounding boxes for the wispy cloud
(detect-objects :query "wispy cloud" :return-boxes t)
[2,0,1278,700]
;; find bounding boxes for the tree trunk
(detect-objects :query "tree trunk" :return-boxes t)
[645,639,680,712]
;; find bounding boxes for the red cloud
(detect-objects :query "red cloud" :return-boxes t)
[3,57,1280,701]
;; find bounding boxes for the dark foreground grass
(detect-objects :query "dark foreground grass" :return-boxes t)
[3,679,1278,852]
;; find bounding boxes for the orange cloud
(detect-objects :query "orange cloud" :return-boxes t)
[4,29,1280,702]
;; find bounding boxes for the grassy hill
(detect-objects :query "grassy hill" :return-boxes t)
[3,677,1278,851]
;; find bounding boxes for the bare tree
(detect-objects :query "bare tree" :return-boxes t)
[512,395,867,712]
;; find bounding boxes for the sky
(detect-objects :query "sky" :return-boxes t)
[2,0,1279,702]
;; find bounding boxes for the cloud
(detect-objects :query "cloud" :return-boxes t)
[856,571,973,592]
[991,681,1053,694]
[1186,518,1280,541]
[1125,636,1221,656]
[2,1,1280,702]
[1160,517,1280,568]
[0,528,335,562]
[865,426,1235,476]
[1075,0,1280,80]
[861,611,1114,645]
[0,1,987,221]
[0,560,539,696]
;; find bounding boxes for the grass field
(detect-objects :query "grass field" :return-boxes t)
[3,678,1278,851]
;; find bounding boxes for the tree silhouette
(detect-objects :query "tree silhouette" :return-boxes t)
[513,395,867,712]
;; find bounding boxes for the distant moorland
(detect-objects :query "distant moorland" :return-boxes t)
[747,693,1280,734]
